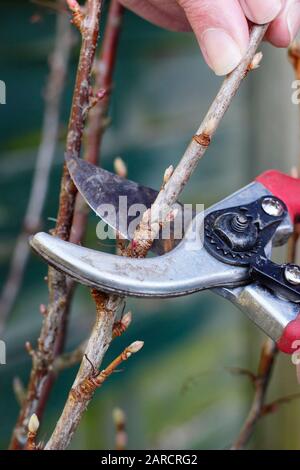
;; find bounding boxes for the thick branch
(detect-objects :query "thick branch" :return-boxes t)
[52,340,88,373]
[70,0,124,245]
[9,0,103,450]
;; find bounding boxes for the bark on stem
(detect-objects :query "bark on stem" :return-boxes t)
[70,0,124,245]
[9,0,103,450]
[129,25,267,257]
[34,1,124,451]
[231,339,277,450]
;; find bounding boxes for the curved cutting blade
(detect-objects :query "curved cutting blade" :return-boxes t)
[66,154,184,254]
[67,154,157,238]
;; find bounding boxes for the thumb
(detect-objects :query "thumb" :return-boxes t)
[177,0,249,75]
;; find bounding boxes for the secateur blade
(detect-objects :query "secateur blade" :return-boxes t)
[66,154,184,255]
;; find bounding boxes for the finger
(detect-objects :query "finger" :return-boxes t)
[177,0,249,75]
[239,0,283,24]
[119,0,191,32]
[265,0,300,47]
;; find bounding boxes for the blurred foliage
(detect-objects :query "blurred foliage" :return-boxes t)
[1,0,300,450]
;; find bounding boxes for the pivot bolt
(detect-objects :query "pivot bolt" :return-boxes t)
[284,264,300,286]
[262,197,284,217]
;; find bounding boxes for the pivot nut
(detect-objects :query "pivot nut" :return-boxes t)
[284,264,300,286]
[262,197,284,217]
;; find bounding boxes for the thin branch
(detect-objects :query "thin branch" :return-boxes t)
[70,339,143,401]
[230,339,278,450]
[51,309,131,373]
[0,5,72,333]
[230,366,300,448]
[127,26,267,257]
[70,0,124,245]
[261,392,300,416]
[9,0,103,449]
[226,367,257,384]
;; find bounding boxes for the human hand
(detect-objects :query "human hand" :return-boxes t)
[119,0,300,75]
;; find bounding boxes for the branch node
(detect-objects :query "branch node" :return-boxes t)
[69,340,144,403]
[83,88,107,118]
[193,132,211,147]
[66,0,85,33]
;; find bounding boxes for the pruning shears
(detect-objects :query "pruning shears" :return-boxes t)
[30,155,300,355]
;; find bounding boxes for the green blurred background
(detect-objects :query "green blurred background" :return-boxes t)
[1,0,300,450]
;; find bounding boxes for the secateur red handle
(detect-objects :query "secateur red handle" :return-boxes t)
[256,170,300,354]
[256,170,300,224]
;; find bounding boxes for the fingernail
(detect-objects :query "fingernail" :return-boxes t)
[201,29,243,76]
[241,0,282,24]
[287,2,300,42]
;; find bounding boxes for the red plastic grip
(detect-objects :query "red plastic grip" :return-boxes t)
[257,170,300,354]
[277,314,300,354]
[256,170,300,223]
